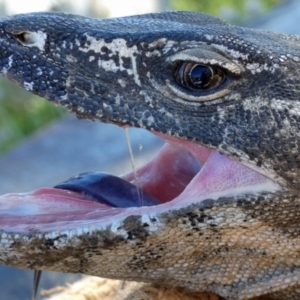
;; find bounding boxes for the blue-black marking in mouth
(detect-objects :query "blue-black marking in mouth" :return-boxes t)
[54,172,161,208]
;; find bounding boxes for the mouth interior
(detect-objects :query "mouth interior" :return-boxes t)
[0,131,280,231]
[121,133,279,204]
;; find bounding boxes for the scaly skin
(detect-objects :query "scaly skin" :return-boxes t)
[0,11,300,299]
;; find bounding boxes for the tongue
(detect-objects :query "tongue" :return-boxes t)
[54,172,161,207]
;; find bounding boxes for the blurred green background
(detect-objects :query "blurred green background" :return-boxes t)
[0,0,282,155]
[170,0,282,23]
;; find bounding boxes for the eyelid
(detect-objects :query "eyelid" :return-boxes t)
[168,48,244,75]
[166,79,232,103]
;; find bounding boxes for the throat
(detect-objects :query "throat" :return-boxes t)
[122,143,202,202]
[122,140,280,205]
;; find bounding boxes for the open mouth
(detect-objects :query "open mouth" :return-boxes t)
[0,129,280,233]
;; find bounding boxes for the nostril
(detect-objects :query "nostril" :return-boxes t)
[13,30,47,51]
[15,32,36,44]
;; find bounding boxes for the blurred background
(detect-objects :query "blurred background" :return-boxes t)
[0,0,294,299]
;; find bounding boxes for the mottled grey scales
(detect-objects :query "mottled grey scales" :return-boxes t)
[0,11,299,300]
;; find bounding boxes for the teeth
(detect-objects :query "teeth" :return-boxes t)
[54,171,161,208]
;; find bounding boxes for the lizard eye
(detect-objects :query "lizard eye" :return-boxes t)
[174,62,225,91]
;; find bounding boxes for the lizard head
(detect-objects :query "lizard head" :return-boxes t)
[0,11,300,299]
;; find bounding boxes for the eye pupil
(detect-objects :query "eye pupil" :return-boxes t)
[175,62,224,91]
[189,65,212,88]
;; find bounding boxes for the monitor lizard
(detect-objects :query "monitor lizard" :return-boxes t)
[0,11,300,300]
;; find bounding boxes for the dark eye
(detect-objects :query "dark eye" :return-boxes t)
[174,62,225,91]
